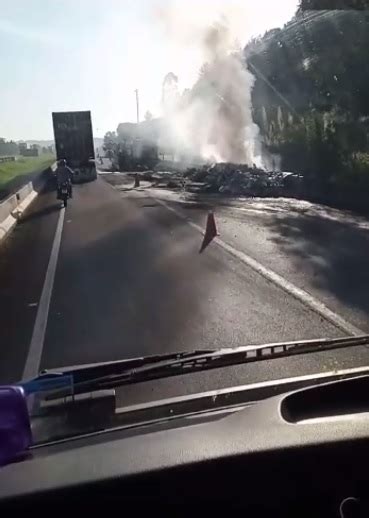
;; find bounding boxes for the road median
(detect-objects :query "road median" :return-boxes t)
[0,162,56,244]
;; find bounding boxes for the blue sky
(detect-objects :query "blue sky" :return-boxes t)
[0,0,298,140]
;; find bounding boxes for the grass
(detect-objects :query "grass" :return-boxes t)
[0,154,55,188]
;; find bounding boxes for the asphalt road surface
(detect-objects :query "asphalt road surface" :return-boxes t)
[0,168,368,407]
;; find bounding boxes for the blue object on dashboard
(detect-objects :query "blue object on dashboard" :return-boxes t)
[0,385,32,467]
[19,373,74,395]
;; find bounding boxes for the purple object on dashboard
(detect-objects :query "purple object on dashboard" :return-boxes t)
[0,386,32,466]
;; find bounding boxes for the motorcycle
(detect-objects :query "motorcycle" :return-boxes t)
[57,181,70,208]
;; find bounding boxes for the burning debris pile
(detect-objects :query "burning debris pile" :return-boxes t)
[184,163,303,197]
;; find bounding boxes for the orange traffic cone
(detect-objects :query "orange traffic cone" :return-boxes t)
[134,173,140,188]
[199,211,218,253]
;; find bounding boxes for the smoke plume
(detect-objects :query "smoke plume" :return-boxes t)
[158,2,264,166]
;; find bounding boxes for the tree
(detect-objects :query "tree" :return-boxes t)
[299,0,369,10]
[103,131,117,159]
[0,138,19,156]
[245,7,369,209]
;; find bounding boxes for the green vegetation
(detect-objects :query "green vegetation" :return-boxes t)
[246,5,369,210]
[0,154,55,188]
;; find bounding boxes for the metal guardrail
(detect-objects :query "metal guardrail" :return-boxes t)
[0,156,16,163]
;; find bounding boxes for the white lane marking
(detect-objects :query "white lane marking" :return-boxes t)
[151,196,364,337]
[22,208,65,380]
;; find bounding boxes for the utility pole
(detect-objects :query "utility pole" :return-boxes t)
[135,89,140,124]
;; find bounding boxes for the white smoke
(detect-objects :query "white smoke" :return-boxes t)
[157,1,265,166]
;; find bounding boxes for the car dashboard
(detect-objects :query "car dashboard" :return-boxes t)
[1,375,369,516]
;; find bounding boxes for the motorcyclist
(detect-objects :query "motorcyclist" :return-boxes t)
[55,159,74,199]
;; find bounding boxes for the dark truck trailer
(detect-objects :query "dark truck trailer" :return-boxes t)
[52,110,97,182]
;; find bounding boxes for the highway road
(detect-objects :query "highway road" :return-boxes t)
[0,167,368,407]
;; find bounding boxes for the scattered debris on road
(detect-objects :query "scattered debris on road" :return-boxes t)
[184,163,303,197]
[103,161,304,199]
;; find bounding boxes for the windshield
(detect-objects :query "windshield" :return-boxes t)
[1,0,369,429]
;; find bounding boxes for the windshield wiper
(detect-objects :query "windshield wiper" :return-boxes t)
[28,335,369,399]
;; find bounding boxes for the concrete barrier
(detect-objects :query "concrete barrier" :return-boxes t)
[16,182,33,203]
[13,188,38,219]
[0,195,18,241]
[0,194,18,222]
[0,163,56,243]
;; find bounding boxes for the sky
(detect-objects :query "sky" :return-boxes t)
[0,0,298,140]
